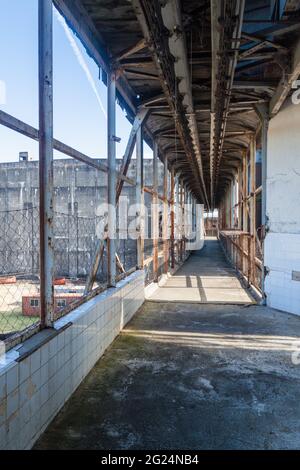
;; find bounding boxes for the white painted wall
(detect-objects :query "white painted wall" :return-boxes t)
[0,271,145,449]
[265,99,300,315]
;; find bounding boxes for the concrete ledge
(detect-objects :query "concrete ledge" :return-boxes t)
[0,270,145,450]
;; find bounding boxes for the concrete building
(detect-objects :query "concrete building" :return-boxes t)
[1,0,300,452]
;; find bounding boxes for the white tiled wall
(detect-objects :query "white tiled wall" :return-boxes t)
[265,233,300,315]
[265,101,300,316]
[0,270,145,450]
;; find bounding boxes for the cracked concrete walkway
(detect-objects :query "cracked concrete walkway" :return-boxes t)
[35,301,300,450]
[149,238,254,304]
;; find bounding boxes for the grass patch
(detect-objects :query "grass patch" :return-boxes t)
[0,311,39,334]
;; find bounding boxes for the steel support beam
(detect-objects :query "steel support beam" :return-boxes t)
[270,36,300,116]
[39,0,54,328]
[116,108,150,202]
[107,72,117,287]
[84,241,105,295]
[115,39,146,62]
[163,154,169,274]
[211,0,246,205]
[250,135,256,286]
[131,0,207,205]
[210,0,221,206]
[170,167,175,269]
[136,126,144,269]
[160,0,209,209]
[255,103,269,304]
[152,141,159,282]
[0,110,135,186]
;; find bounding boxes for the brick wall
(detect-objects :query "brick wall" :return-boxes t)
[22,295,82,317]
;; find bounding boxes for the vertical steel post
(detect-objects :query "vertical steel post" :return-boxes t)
[250,135,256,286]
[175,176,179,262]
[179,180,183,261]
[242,150,248,275]
[39,0,54,328]
[238,165,243,230]
[260,110,269,302]
[183,185,188,258]
[163,155,169,274]
[136,126,144,270]
[107,71,117,287]
[254,104,269,302]
[255,105,269,229]
[170,167,175,269]
[152,141,159,282]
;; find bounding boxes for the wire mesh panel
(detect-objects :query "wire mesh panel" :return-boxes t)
[52,161,108,319]
[0,207,40,337]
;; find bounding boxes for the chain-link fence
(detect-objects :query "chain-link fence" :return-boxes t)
[0,207,40,337]
[0,204,139,337]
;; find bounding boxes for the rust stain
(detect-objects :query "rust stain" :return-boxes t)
[26,380,37,399]
[0,397,6,417]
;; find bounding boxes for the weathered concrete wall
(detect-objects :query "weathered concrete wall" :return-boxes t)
[0,159,162,279]
[265,100,300,315]
[0,159,162,214]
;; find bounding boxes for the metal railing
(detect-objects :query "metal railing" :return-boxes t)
[219,229,263,293]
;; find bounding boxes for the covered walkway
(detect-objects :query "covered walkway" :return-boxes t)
[35,239,300,450]
[149,238,253,304]
[1,0,300,452]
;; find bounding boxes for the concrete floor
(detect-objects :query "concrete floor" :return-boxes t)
[35,303,300,450]
[34,239,300,450]
[149,238,253,304]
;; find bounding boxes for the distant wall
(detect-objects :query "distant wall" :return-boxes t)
[0,159,161,214]
[265,100,300,315]
[0,159,163,279]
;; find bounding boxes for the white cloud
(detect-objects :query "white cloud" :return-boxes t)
[54,8,107,120]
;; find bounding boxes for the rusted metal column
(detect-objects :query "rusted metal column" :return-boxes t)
[256,105,269,302]
[184,186,189,258]
[250,135,256,286]
[238,165,243,230]
[163,155,169,274]
[230,181,234,261]
[152,141,159,282]
[175,176,179,262]
[107,71,117,287]
[261,112,269,300]
[260,114,268,229]
[170,167,175,269]
[247,235,251,287]
[136,126,144,270]
[242,150,248,275]
[180,179,184,261]
[39,0,54,328]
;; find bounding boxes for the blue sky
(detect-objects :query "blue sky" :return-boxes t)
[0,0,152,162]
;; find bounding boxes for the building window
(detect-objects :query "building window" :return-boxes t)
[57,299,66,308]
[30,299,39,308]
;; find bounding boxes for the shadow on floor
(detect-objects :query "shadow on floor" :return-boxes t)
[35,302,300,450]
[149,238,253,304]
